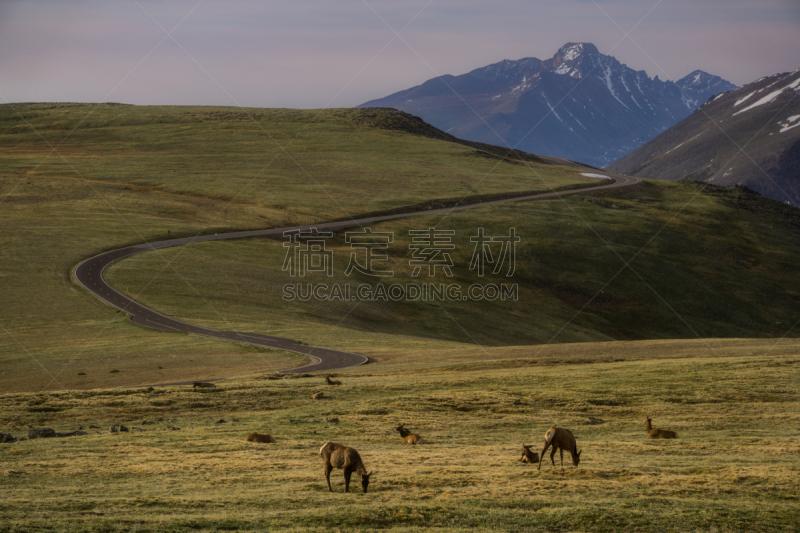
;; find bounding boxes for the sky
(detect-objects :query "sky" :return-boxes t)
[1,0,799,109]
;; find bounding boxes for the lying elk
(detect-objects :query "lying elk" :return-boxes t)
[325,375,342,386]
[646,417,678,439]
[245,432,275,443]
[319,441,372,493]
[311,391,324,400]
[192,381,216,388]
[395,423,423,445]
[538,427,581,470]
[518,443,539,464]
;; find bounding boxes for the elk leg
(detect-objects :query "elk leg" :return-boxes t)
[550,446,557,466]
[559,448,564,467]
[343,468,352,493]
[325,464,333,492]
[538,442,551,470]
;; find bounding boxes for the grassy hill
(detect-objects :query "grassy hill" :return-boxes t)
[104,179,800,368]
[0,103,597,392]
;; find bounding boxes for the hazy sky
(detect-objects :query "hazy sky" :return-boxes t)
[1,0,799,109]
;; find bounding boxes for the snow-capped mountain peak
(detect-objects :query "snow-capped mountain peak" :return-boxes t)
[359,43,737,167]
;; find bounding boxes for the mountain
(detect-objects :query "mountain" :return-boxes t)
[359,43,737,167]
[607,69,800,207]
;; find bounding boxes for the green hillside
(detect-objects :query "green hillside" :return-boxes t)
[106,179,800,363]
[0,103,597,391]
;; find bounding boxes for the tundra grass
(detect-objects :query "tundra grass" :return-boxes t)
[0,104,597,392]
[104,179,800,370]
[1,344,798,531]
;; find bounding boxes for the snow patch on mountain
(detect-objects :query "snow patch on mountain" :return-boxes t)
[734,92,756,107]
[779,115,800,133]
[733,78,800,116]
[601,62,629,110]
[563,44,584,62]
[554,63,571,75]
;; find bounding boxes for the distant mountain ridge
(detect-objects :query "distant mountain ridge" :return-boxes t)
[359,43,736,167]
[608,68,800,207]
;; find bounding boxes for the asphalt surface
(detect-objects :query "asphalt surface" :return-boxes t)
[73,172,639,375]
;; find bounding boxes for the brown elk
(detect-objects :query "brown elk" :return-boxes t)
[325,375,342,386]
[646,417,678,439]
[311,391,324,400]
[245,432,275,443]
[192,381,216,388]
[395,423,423,445]
[538,427,581,470]
[518,443,539,464]
[319,441,372,493]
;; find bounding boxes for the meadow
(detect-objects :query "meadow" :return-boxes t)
[1,338,798,532]
[2,104,800,531]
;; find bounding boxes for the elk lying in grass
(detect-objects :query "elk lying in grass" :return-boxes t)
[319,441,372,493]
[245,432,275,443]
[325,375,342,386]
[192,381,216,388]
[311,391,324,400]
[538,427,581,470]
[395,423,423,445]
[646,417,678,439]
[518,444,539,464]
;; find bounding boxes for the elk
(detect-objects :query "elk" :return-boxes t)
[395,423,423,445]
[192,381,216,388]
[538,427,581,470]
[325,375,342,386]
[245,432,275,443]
[646,417,678,439]
[311,391,324,400]
[518,443,539,464]
[319,441,372,493]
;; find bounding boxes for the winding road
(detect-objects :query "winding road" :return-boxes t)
[73,172,639,374]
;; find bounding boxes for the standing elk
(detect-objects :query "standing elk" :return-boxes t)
[325,375,342,386]
[245,432,275,443]
[394,423,423,445]
[538,427,581,470]
[646,417,678,439]
[518,443,539,464]
[319,441,372,493]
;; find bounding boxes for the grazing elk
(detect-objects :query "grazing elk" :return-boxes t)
[245,432,275,443]
[538,427,581,470]
[646,417,678,439]
[394,423,423,445]
[518,444,539,464]
[325,375,342,386]
[192,381,216,388]
[311,391,324,400]
[319,441,372,493]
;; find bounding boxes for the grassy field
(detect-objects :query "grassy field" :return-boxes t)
[1,338,798,532]
[2,104,800,531]
[0,103,598,392]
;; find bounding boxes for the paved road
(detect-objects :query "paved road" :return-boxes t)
[73,172,639,374]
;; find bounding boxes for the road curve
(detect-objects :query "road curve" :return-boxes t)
[73,173,639,374]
